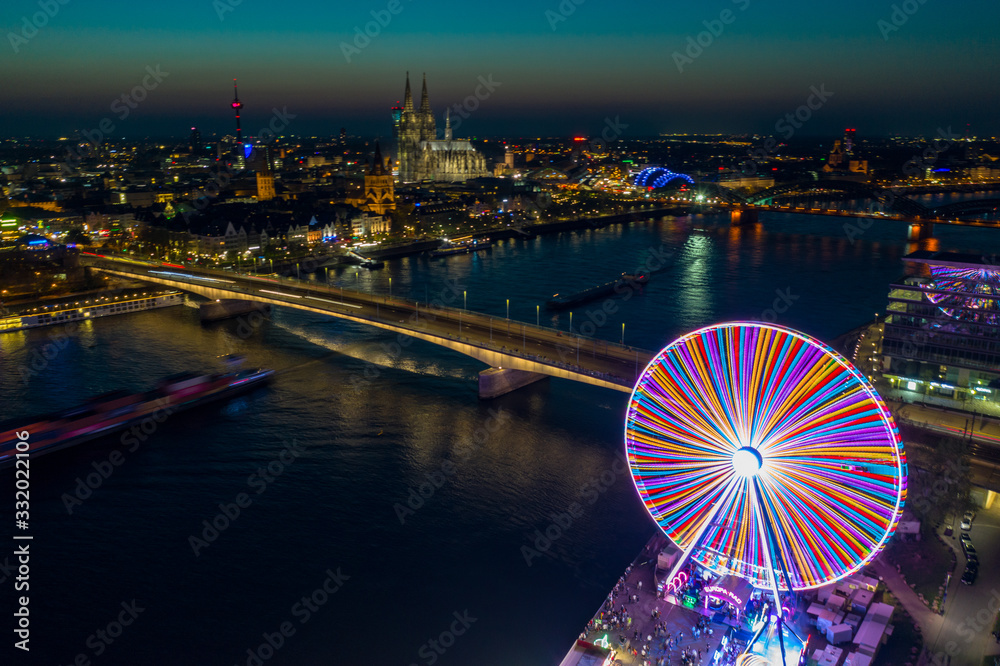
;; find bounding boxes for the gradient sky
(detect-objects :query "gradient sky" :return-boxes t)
[3,0,999,139]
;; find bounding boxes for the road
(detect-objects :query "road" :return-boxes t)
[81,256,656,390]
[925,503,1000,665]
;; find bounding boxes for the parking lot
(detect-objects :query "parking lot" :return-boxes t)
[927,500,1000,664]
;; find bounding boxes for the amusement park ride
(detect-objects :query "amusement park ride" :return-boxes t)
[624,323,908,665]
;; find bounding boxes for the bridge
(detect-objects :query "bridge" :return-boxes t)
[685,180,1000,239]
[81,254,655,398]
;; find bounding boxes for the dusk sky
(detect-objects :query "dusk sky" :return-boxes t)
[4,0,999,139]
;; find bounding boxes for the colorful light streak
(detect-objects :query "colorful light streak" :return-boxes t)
[926,266,1000,326]
[624,323,907,591]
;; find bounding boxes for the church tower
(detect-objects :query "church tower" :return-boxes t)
[397,72,419,182]
[364,141,395,215]
[418,73,436,142]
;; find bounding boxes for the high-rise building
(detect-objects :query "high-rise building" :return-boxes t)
[879,251,1000,408]
[189,127,202,154]
[391,103,403,140]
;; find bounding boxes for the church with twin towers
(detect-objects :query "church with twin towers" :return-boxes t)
[395,73,489,183]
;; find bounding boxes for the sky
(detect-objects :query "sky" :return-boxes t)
[2,0,999,140]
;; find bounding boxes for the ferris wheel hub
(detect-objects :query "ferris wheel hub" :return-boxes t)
[732,446,764,477]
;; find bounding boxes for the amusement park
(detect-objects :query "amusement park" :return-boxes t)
[563,323,911,666]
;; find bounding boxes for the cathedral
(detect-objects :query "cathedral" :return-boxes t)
[396,73,489,183]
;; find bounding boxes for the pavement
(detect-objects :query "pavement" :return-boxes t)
[577,542,730,666]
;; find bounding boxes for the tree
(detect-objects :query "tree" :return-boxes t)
[65,228,91,246]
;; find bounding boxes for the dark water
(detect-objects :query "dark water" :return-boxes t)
[0,204,996,665]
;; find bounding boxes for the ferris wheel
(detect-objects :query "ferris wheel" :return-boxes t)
[624,323,907,659]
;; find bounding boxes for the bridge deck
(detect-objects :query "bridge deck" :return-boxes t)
[84,257,656,393]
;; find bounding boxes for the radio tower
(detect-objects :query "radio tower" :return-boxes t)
[231,78,243,146]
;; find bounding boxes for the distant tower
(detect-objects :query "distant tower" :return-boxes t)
[364,141,396,215]
[256,168,275,201]
[340,127,346,145]
[189,127,201,154]
[231,79,243,146]
[255,142,275,201]
[444,108,452,141]
[844,128,856,156]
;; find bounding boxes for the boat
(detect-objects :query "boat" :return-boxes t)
[0,368,275,467]
[430,237,493,258]
[546,273,649,310]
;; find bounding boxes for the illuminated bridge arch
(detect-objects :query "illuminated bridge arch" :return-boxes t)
[746,180,929,217]
[635,167,695,190]
[930,199,1000,219]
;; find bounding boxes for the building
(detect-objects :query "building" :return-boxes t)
[350,212,389,238]
[879,251,1000,409]
[362,142,395,215]
[396,73,488,183]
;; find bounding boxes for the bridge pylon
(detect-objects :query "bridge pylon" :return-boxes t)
[907,221,934,241]
[731,208,759,226]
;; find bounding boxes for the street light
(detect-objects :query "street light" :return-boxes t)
[621,322,625,345]
[536,304,540,327]
[464,290,467,310]
[389,277,392,299]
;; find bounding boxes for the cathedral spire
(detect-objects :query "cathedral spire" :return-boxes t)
[419,73,431,114]
[444,108,452,141]
[403,72,413,112]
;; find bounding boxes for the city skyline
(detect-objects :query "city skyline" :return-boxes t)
[4,0,1000,138]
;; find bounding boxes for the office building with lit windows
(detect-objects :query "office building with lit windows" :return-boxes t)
[880,251,1000,408]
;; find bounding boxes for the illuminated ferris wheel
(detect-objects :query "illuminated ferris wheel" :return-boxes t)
[624,322,907,593]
